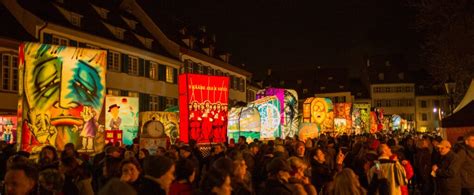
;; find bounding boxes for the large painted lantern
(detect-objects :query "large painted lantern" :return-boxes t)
[298,123,319,142]
[334,103,352,134]
[227,106,261,143]
[139,112,179,154]
[105,96,139,145]
[310,98,334,132]
[352,103,370,134]
[0,116,17,144]
[256,88,299,138]
[249,96,281,139]
[18,43,106,153]
[179,74,229,144]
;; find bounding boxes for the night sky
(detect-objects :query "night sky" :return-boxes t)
[156,0,421,79]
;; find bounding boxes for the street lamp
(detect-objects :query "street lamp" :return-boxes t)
[444,77,456,115]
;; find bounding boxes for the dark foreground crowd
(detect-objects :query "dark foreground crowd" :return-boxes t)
[0,130,473,195]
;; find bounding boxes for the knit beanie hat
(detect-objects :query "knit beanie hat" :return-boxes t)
[144,156,174,178]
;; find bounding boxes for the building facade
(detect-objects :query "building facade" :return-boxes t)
[1,0,252,117]
[415,95,448,132]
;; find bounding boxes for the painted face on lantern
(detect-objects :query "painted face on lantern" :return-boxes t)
[312,100,327,124]
[22,43,105,127]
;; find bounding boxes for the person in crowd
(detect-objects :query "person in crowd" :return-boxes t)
[242,142,259,178]
[310,147,344,192]
[60,156,94,195]
[37,145,60,171]
[198,168,232,195]
[229,153,253,195]
[458,131,474,195]
[432,140,462,195]
[391,154,413,195]
[120,158,143,192]
[431,136,443,166]
[260,157,305,195]
[140,156,175,195]
[38,168,65,195]
[156,147,166,156]
[92,146,121,191]
[368,144,407,195]
[137,148,150,167]
[61,143,81,163]
[98,156,122,191]
[179,146,200,179]
[287,156,317,195]
[326,168,366,195]
[414,138,433,195]
[99,178,137,195]
[169,159,196,195]
[92,143,114,167]
[4,162,39,195]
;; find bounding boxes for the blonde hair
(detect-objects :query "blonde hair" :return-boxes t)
[287,156,307,171]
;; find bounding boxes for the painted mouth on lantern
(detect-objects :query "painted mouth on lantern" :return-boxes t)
[51,116,83,126]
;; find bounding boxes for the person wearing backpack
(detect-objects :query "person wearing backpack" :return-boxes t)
[368,144,407,195]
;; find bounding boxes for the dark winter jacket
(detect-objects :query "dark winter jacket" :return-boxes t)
[435,150,463,194]
[259,178,297,195]
[457,145,474,189]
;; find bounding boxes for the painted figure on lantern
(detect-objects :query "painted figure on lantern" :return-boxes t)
[189,101,202,141]
[212,102,225,142]
[108,104,121,130]
[79,106,99,152]
[200,101,213,142]
[19,43,106,153]
[3,120,13,144]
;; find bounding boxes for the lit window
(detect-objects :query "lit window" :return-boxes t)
[150,62,158,80]
[128,56,139,75]
[128,91,139,97]
[166,66,174,83]
[303,89,308,94]
[107,89,120,96]
[165,97,176,108]
[320,86,326,91]
[52,35,68,46]
[115,28,124,40]
[328,77,333,80]
[1,54,18,91]
[297,80,302,84]
[420,100,427,108]
[107,51,121,72]
[144,39,153,49]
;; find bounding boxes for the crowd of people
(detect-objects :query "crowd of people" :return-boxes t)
[0,130,473,195]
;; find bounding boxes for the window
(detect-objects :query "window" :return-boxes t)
[374,87,381,93]
[303,88,308,94]
[297,80,302,84]
[52,35,68,46]
[405,87,413,92]
[320,86,326,91]
[150,62,158,80]
[279,80,285,86]
[337,96,346,103]
[144,39,152,49]
[385,99,391,107]
[375,100,382,107]
[247,90,256,102]
[396,87,402,92]
[70,13,81,27]
[385,87,391,93]
[165,97,176,108]
[128,91,139,97]
[233,76,238,90]
[378,73,384,80]
[1,54,18,91]
[239,78,245,92]
[420,100,427,108]
[86,44,100,49]
[149,95,159,111]
[107,89,120,96]
[115,28,124,40]
[421,113,428,121]
[328,77,333,80]
[107,51,120,72]
[166,66,174,83]
[128,56,139,75]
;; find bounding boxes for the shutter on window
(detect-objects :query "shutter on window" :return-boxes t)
[138,58,145,76]
[106,49,112,70]
[159,96,166,110]
[158,64,166,81]
[144,60,150,78]
[139,93,149,111]
[120,90,128,96]
[43,33,52,44]
[173,68,178,84]
[121,54,129,73]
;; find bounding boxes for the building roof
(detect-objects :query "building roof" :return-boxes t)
[16,0,176,59]
[366,55,414,84]
[314,68,351,94]
[137,0,252,76]
[412,69,445,96]
[349,78,370,99]
[0,3,36,42]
